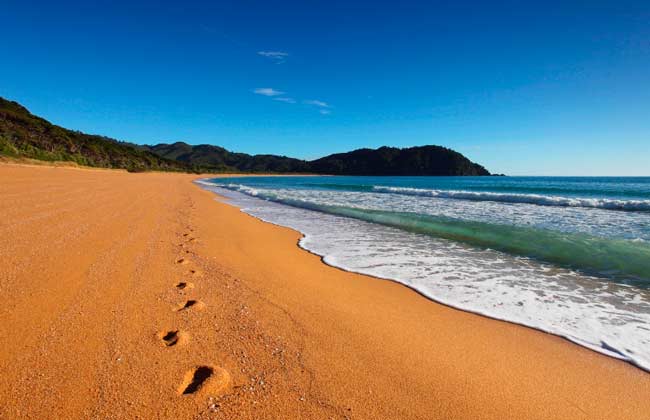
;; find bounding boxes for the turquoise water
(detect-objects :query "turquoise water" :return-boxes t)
[209,176,650,286]
[296,176,650,201]
[199,176,650,370]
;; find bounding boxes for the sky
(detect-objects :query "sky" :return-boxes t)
[1,1,649,175]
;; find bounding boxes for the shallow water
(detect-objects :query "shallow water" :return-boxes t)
[197,176,650,371]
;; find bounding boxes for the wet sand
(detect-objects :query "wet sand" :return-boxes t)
[1,163,649,419]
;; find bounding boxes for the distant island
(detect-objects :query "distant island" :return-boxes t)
[0,97,490,176]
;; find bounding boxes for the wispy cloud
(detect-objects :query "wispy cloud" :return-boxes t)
[273,97,296,103]
[304,99,330,108]
[257,51,289,63]
[253,87,285,97]
[253,89,332,114]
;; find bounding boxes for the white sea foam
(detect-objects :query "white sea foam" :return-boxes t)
[372,186,650,212]
[197,180,650,372]
[219,182,650,241]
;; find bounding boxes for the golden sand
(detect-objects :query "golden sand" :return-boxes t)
[0,163,648,419]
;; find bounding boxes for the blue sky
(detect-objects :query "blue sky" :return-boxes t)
[1,1,649,175]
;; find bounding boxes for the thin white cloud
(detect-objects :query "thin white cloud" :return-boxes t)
[304,99,330,108]
[257,51,289,63]
[253,87,285,97]
[253,89,332,113]
[273,97,296,103]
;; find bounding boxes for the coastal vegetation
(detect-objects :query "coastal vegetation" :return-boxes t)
[143,142,309,173]
[309,145,489,176]
[1,96,490,175]
[0,97,187,172]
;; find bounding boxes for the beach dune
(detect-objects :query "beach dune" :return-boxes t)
[1,163,649,419]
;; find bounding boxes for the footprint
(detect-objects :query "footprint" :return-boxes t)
[175,281,194,290]
[157,330,189,347]
[177,365,230,396]
[177,238,196,248]
[173,299,205,312]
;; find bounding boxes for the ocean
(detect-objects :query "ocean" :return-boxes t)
[197,176,650,371]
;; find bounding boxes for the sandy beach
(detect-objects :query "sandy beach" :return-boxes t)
[1,163,649,420]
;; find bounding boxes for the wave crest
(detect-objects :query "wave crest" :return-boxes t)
[208,181,650,285]
[372,186,650,212]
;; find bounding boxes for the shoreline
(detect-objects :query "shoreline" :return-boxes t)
[1,163,649,419]
[199,178,650,373]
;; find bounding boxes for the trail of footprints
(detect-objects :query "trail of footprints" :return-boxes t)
[158,225,231,398]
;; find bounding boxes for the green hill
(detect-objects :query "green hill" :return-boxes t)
[0,97,188,172]
[144,142,309,173]
[309,145,490,176]
[145,142,490,175]
[1,96,492,176]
